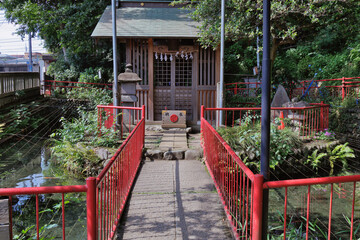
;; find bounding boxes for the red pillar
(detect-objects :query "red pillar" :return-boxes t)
[342,77,346,100]
[252,174,264,240]
[87,177,97,240]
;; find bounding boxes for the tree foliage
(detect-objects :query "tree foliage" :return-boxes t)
[0,0,112,80]
[175,0,360,64]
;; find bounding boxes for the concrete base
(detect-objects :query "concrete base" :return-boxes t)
[0,225,9,240]
[0,199,9,240]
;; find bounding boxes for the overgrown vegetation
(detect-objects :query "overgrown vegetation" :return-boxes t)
[218,115,303,173]
[329,96,360,135]
[49,88,117,178]
[217,115,355,178]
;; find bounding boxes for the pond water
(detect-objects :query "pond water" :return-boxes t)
[267,183,360,239]
[0,139,88,239]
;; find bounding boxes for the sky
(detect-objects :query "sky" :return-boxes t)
[0,10,47,55]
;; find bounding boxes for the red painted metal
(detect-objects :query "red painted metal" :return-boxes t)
[87,177,97,240]
[328,184,333,240]
[350,182,356,240]
[0,105,146,240]
[252,175,263,240]
[201,105,360,239]
[96,117,145,239]
[44,80,112,93]
[203,104,329,138]
[226,77,360,100]
[97,105,143,139]
[201,109,262,239]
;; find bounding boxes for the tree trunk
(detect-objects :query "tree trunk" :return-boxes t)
[270,37,280,68]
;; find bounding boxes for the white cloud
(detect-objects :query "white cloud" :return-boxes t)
[0,10,47,55]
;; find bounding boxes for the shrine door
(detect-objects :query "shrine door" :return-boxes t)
[154,54,193,121]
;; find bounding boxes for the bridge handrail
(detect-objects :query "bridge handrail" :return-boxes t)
[201,105,263,239]
[201,104,360,240]
[0,105,146,240]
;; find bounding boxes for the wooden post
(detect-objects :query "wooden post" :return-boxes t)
[193,46,199,123]
[0,76,4,95]
[148,38,154,121]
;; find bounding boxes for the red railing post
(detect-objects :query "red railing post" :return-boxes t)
[201,105,205,120]
[320,101,324,131]
[342,77,346,100]
[142,105,145,145]
[252,174,263,240]
[303,81,306,95]
[87,177,97,240]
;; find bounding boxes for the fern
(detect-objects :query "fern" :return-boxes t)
[327,143,355,175]
[306,149,327,173]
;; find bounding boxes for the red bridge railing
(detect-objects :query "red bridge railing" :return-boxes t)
[44,80,112,95]
[97,105,144,140]
[201,105,360,239]
[226,77,360,100]
[0,105,145,240]
[202,103,329,139]
[201,110,263,239]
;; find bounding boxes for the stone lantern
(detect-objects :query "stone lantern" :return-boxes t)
[118,64,142,132]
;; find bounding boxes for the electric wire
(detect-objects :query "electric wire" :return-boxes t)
[0,101,77,181]
[1,100,76,156]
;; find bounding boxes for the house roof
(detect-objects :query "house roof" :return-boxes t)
[91,6,200,38]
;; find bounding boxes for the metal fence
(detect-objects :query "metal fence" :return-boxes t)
[0,105,145,240]
[201,113,263,239]
[44,80,112,95]
[202,103,329,139]
[201,105,360,239]
[226,77,360,101]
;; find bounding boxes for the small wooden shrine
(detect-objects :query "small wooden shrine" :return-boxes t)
[92,0,219,125]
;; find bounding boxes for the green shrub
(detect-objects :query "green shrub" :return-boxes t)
[217,117,302,172]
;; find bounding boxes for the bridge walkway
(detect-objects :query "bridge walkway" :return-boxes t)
[115,159,233,239]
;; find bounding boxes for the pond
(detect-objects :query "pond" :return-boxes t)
[268,182,360,239]
[0,138,88,239]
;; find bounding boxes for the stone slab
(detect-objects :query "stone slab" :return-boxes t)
[0,199,9,224]
[0,225,9,240]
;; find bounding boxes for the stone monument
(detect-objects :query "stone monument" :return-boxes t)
[118,64,142,133]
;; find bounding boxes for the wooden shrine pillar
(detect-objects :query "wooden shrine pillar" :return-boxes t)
[148,38,154,121]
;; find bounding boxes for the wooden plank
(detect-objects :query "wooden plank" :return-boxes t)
[204,48,207,86]
[199,48,203,86]
[132,39,136,71]
[144,40,148,85]
[212,50,215,85]
[207,48,211,86]
[136,40,140,75]
[126,39,131,64]
[193,49,199,123]
[215,47,220,84]
[148,38,154,121]
[170,58,175,109]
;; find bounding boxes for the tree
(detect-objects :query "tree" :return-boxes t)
[174,0,360,65]
[0,0,112,79]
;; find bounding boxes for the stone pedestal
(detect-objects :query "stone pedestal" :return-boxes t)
[0,199,9,240]
[118,64,142,133]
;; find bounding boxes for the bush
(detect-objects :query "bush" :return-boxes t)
[217,116,303,173]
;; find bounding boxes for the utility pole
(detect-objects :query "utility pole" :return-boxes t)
[218,0,225,125]
[112,0,120,126]
[260,0,271,238]
[112,0,118,108]
[28,32,33,72]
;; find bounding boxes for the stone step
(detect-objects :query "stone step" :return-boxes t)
[144,149,203,161]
